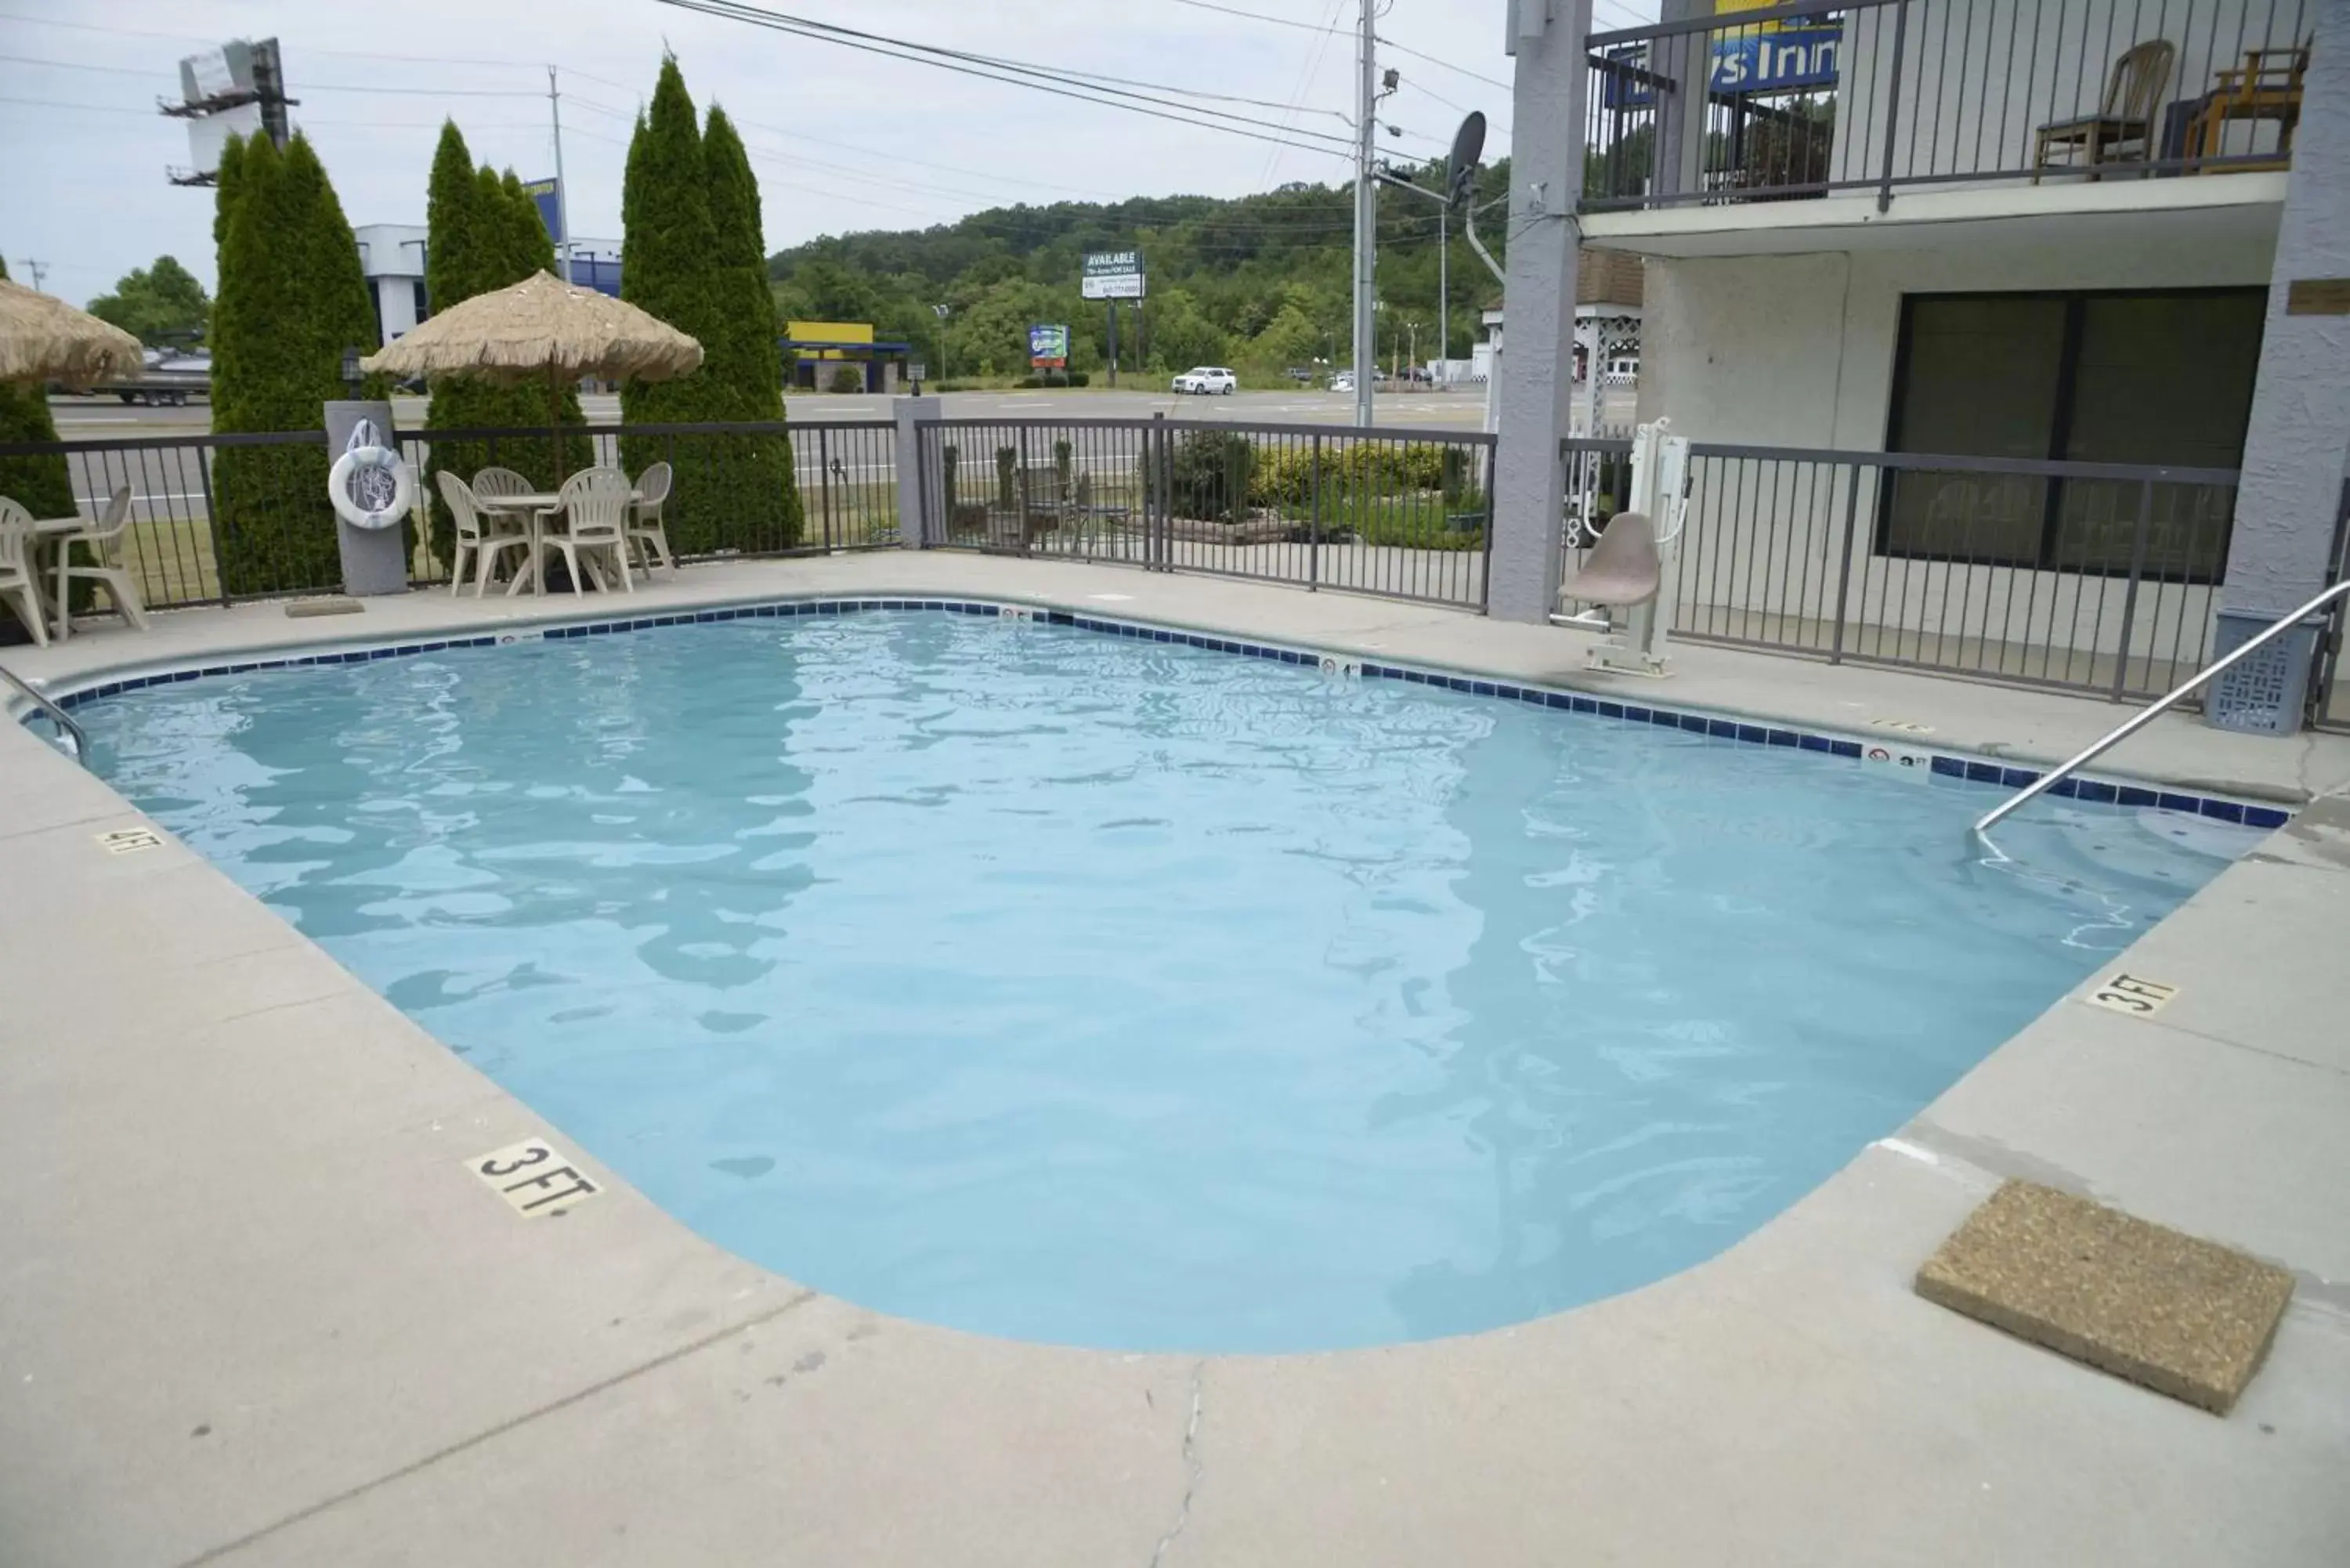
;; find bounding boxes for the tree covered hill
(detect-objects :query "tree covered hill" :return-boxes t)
[766,159,1509,383]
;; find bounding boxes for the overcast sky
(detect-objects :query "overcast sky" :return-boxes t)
[0,1,1658,306]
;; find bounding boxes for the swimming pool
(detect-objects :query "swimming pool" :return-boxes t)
[80,609,2261,1353]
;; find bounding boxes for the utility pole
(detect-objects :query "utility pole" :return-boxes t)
[24,259,49,293]
[548,67,573,284]
[1437,204,1448,379]
[1351,0,1377,428]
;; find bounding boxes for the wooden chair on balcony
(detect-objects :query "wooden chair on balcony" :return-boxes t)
[2031,38,2175,182]
[2187,42,2311,172]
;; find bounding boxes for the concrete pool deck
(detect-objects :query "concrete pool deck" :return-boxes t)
[3,555,2347,1566]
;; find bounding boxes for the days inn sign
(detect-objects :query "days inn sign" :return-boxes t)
[1602,24,1842,108]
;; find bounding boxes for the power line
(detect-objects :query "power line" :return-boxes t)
[1164,0,1346,34]
[653,0,1359,160]
[1375,36,1511,93]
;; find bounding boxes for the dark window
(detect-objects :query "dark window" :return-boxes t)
[1880,288,2264,581]
[412,280,430,326]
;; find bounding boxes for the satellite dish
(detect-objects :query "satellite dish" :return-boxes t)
[1445,112,1487,208]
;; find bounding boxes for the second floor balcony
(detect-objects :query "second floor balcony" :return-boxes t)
[1583,0,2314,220]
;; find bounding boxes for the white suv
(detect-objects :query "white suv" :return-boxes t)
[1172,367,1237,396]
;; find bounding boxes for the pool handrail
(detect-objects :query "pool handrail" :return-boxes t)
[1973,576,2350,844]
[0,660,86,765]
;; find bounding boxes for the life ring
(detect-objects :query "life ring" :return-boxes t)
[327,444,414,531]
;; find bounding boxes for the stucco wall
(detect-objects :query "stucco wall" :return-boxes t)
[1633,226,2279,668]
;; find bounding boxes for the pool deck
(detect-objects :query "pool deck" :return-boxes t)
[3,555,2347,1567]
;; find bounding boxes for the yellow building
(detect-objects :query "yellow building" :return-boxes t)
[783,320,915,393]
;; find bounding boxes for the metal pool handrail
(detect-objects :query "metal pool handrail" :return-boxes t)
[1973,578,2350,844]
[0,661,86,765]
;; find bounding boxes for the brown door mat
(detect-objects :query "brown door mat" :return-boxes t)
[1915,1180,2294,1415]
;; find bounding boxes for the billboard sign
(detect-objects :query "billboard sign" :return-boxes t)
[523,177,564,244]
[1029,323,1071,368]
[1082,250,1146,301]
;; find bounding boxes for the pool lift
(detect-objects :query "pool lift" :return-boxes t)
[1553,418,1690,678]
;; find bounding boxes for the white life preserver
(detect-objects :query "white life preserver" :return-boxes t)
[327,443,414,531]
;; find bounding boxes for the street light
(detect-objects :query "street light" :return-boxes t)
[931,303,952,386]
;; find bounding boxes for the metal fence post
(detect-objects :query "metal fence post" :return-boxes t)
[1480,442,1498,612]
[1309,432,1322,591]
[1829,461,1863,662]
[1878,0,1911,212]
[2111,478,2156,701]
[817,425,833,550]
[195,443,230,607]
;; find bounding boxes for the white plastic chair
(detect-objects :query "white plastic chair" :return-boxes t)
[627,461,675,576]
[438,471,533,598]
[546,467,634,596]
[50,485,146,640]
[0,498,49,649]
[471,466,535,500]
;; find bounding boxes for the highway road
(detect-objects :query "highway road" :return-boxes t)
[45,386,1502,438]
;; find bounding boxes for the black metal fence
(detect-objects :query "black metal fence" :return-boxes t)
[1585,0,2312,211]
[1567,435,2252,701]
[913,416,1495,611]
[0,420,898,612]
[2314,490,2350,732]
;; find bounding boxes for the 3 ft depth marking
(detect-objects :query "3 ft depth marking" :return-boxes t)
[467,1138,602,1217]
[2086,973,2179,1018]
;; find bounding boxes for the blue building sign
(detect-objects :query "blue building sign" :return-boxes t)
[523,177,564,244]
[1602,26,1841,108]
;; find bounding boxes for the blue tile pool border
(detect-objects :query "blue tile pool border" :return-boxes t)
[22,594,2295,833]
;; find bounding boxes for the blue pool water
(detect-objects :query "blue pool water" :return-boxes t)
[82,612,2258,1353]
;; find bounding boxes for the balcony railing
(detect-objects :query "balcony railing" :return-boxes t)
[1584,0,2314,213]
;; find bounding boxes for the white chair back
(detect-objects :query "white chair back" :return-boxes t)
[0,497,32,576]
[555,467,632,542]
[472,466,534,499]
[437,471,488,541]
[78,485,133,548]
[634,461,673,511]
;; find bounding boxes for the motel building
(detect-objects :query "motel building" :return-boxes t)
[1490,0,2349,736]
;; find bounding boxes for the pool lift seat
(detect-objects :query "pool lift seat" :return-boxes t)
[1553,420,1690,677]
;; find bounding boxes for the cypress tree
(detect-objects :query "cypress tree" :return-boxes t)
[702,105,801,548]
[620,59,721,428]
[620,59,801,553]
[419,126,588,558]
[286,134,381,399]
[211,133,379,596]
[0,258,74,541]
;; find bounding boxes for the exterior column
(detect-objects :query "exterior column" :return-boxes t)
[1489,0,1595,626]
[892,394,941,549]
[2213,5,2350,724]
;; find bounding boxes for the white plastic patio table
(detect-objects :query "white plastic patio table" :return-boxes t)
[27,515,93,638]
[473,489,642,596]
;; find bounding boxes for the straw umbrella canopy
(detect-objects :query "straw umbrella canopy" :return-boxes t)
[361,269,703,473]
[0,274,145,387]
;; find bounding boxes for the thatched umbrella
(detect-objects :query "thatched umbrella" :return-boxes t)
[0,275,145,387]
[361,269,703,475]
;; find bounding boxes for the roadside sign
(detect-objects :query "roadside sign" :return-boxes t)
[1029,323,1069,368]
[522,177,563,243]
[1083,251,1147,301]
[909,362,927,381]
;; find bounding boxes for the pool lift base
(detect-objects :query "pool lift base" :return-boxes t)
[1554,420,1689,680]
